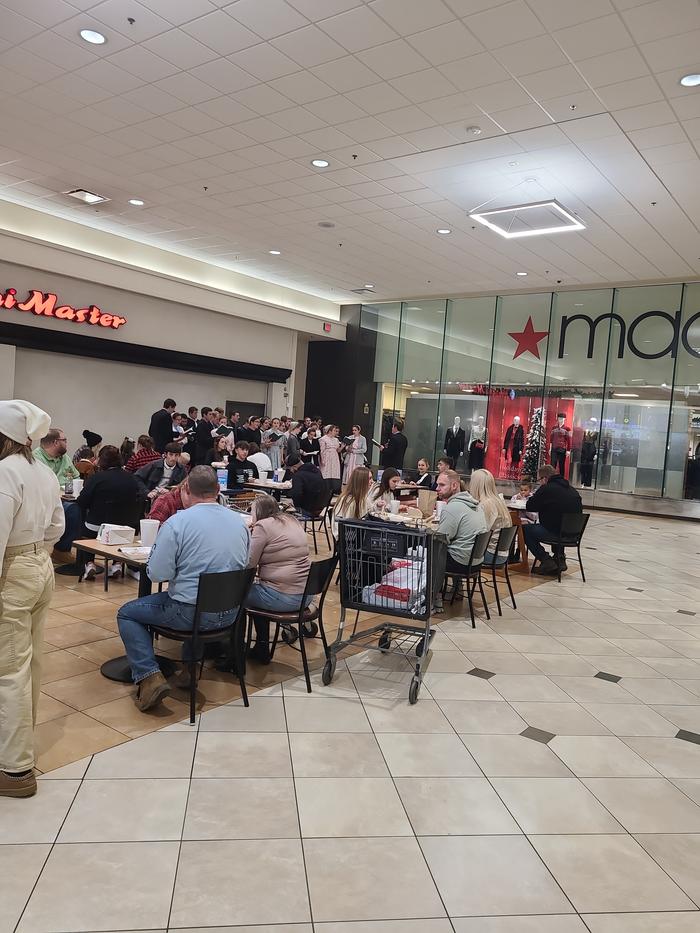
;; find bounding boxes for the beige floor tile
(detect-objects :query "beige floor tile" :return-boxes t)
[85,731,196,779]
[35,712,126,773]
[64,635,125,665]
[176,927,310,933]
[609,638,683,658]
[525,654,598,676]
[170,840,310,927]
[445,632,514,652]
[18,841,179,933]
[665,640,700,659]
[423,671,502,700]
[653,705,700,732]
[184,777,299,839]
[556,637,628,657]
[396,776,520,835]
[463,734,573,777]
[0,845,51,933]
[41,669,133,710]
[582,913,700,932]
[297,777,413,837]
[0,780,80,844]
[284,665,359,696]
[491,674,571,702]
[639,657,700,679]
[550,735,657,777]
[421,835,573,917]
[285,695,371,732]
[84,694,194,737]
[38,756,91,780]
[362,697,453,733]
[581,657,661,677]
[42,620,114,649]
[493,777,624,834]
[36,693,75,725]
[550,676,637,704]
[420,650,475,673]
[502,634,574,655]
[512,702,610,736]
[530,834,693,913]
[437,699,527,734]
[635,834,700,904]
[54,600,120,624]
[453,919,587,933]
[49,590,106,609]
[582,703,677,737]
[39,650,97,685]
[289,732,388,777]
[193,732,292,777]
[464,651,542,674]
[583,778,700,832]
[531,619,594,637]
[305,837,444,923]
[350,670,421,700]
[622,736,700,778]
[620,678,700,705]
[317,923,451,933]
[198,695,286,732]
[377,733,480,777]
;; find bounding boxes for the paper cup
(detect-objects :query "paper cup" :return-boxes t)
[436,501,444,519]
[258,470,268,481]
[389,499,400,514]
[140,519,159,547]
[72,478,83,496]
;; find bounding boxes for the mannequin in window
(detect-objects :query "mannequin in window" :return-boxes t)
[580,431,597,487]
[503,416,524,466]
[444,416,465,466]
[467,415,487,471]
[550,412,572,475]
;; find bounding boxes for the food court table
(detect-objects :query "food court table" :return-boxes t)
[72,538,175,684]
[507,501,530,573]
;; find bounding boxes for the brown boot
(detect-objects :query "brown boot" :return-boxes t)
[135,671,171,711]
[0,770,37,798]
[51,548,75,565]
[171,666,198,690]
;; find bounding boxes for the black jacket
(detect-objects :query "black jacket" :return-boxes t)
[76,468,141,528]
[526,475,582,534]
[135,459,186,493]
[381,431,408,469]
[444,427,465,459]
[148,409,174,453]
[227,458,258,488]
[238,425,262,447]
[292,463,326,515]
[195,420,215,463]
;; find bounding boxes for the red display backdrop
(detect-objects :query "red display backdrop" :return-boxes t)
[486,395,575,480]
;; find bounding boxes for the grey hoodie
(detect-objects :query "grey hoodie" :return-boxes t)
[438,491,488,565]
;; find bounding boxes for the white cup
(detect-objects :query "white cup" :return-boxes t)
[389,499,400,514]
[435,501,444,519]
[140,519,159,547]
[258,470,268,481]
[72,478,83,496]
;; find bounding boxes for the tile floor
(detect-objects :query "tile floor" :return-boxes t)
[5,511,700,931]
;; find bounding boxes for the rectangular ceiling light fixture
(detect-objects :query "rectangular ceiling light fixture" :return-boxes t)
[468,199,584,239]
[64,188,110,205]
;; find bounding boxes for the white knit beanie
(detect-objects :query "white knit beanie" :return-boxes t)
[0,400,51,445]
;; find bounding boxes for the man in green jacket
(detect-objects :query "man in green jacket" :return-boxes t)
[34,428,79,489]
[434,469,488,611]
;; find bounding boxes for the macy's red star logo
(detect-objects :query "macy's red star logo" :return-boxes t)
[508,316,549,360]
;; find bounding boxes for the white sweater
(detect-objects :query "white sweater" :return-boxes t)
[0,455,65,564]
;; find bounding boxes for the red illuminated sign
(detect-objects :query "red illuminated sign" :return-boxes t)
[0,288,127,329]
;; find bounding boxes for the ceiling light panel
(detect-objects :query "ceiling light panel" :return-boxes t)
[469,200,585,239]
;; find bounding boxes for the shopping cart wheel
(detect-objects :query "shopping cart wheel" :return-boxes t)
[415,629,434,657]
[322,656,336,685]
[281,625,299,646]
[378,632,392,653]
[302,620,319,638]
[408,677,420,705]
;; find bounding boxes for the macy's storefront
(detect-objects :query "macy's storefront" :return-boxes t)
[358,282,700,519]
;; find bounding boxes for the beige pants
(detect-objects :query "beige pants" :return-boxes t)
[0,544,54,772]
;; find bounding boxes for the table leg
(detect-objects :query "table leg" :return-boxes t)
[513,524,529,573]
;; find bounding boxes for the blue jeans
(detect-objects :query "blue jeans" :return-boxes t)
[55,502,84,551]
[245,583,311,645]
[117,592,236,683]
[523,523,562,562]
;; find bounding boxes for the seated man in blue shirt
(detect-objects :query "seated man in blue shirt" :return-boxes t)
[117,465,250,711]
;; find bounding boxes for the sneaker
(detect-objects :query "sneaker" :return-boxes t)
[126,567,140,581]
[0,770,37,798]
[84,561,97,581]
[134,671,171,711]
[108,563,123,578]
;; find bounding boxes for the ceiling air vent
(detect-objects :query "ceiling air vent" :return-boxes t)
[64,189,110,205]
[350,287,376,295]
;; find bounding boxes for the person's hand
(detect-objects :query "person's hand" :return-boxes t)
[148,489,158,500]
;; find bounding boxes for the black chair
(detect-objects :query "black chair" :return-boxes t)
[95,496,144,592]
[481,525,519,616]
[302,489,333,554]
[246,555,338,693]
[443,530,493,628]
[531,512,591,583]
[149,568,255,724]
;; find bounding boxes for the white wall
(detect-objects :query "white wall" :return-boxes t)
[13,348,267,450]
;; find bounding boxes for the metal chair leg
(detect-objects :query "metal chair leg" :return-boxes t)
[477,575,491,620]
[323,517,331,550]
[466,576,476,628]
[492,565,502,616]
[297,622,312,693]
[311,522,318,555]
[504,562,517,609]
[188,657,197,725]
[104,559,109,593]
[578,545,586,582]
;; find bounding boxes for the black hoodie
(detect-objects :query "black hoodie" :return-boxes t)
[526,474,582,534]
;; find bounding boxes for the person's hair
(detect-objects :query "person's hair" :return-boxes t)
[393,419,404,432]
[519,478,533,488]
[163,398,176,409]
[0,431,33,463]
[201,406,212,416]
[352,424,361,432]
[138,434,154,451]
[248,442,260,455]
[98,445,122,470]
[438,456,454,469]
[378,466,400,496]
[442,469,461,487]
[235,440,250,453]
[418,457,430,469]
[188,406,198,416]
[335,466,372,519]
[290,421,301,432]
[120,437,135,462]
[539,464,557,480]
[178,451,190,465]
[40,428,63,448]
[164,442,181,455]
[215,406,225,415]
[214,436,227,452]
[175,412,187,421]
[187,465,218,498]
[325,423,337,434]
[251,493,291,523]
[73,445,94,462]
[469,468,511,528]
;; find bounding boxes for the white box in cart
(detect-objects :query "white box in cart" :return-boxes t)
[97,524,135,546]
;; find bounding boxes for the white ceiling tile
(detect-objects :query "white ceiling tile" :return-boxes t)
[0,5,51,43]
[490,102,550,132]
[554,14,634,59]
[137,0,216,25]
[406,20,483,66]
[357,40,431,79]
[596,76,663,111]
[439,52,509,90]
[181,10,258,53]
[345,82,410,114]
[1,0,75,26]
[378,106,437,134]
[311,56,380,92]
[540,90,605,122]
[366,136,420,158]
[335,115,393,142]
[305,94,367,123]
[287,0,362,15]
[639,30,700,72]
[166,107,224,134]
[577,46,650,89]
[643,142,698,168]
[521,65,589,101]
[234,83,295,114]
[227,0,309,39]
[71,59,144,94]
[142,28,218,68]
[270,106,327,133]
[107,45,179,82]
[470,80,533,112]
[493,35,568,76]
[190,59,258,93]
[91,0,171,40]
[318,6,398,52]
[368,0,455,34]
[229,44,300,80]
[196,95,259,123]
[390,68,458,104]
[560,112,618,141]
[155,72,220,105]
[272,24,347,66]
[467,0,545,48]
[48,74,112,106]
[302,125,356,149]
[420,93,482,123]
[671,96,700,120]
[681,118,700,140]
[621,0,700,43]
[269,70,335,104]
[199,126,256,150]
[526,0,615,30]
[628,123,687,150]
[402,126,463,149]
[613,101,677,131]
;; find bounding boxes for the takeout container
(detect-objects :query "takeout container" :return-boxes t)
[97,524,135,546]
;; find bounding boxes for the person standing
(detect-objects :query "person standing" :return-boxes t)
[343,424,367,485]
[148,399,177,453]
[300,425,321,467]
[263,417,285,472]
[238,416,262,447]
[0,401,65,797]
[380,419,408,471]
[319,424,342,495]
[194,407,215,465]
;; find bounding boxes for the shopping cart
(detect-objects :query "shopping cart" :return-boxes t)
[323,517,445,703]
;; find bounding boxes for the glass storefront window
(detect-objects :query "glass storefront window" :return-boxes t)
[670,283,700,500]
[361,302,401,460]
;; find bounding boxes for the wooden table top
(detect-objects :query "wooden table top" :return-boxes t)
[72,538,150,565]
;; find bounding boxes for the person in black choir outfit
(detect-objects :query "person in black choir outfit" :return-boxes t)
[194,407,216,465]
[148,399,177,453]
[300,425,321,467]
[380,419,408,470]
[238,416,262,447]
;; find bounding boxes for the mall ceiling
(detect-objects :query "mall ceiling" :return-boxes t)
[1,0,700,303]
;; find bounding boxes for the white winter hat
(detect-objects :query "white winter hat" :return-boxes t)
[0,400,51,445]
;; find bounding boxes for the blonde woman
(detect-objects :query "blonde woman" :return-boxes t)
[469,468,512,562]
[332,466,372,539]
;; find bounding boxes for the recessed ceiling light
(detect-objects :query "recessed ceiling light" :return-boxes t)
[508,161,519,167]
[466,125,482,136]
[79,28,106,44]
[311,158,329,168]
[364,283,374,289]
[516,271,528,276]
[65,188,109,204]
[469,199,585,239]
[269,249,281,255]
[680,74,700,87]
[128,198,144,206]
[436,228,451,235]
[613,392,639,398]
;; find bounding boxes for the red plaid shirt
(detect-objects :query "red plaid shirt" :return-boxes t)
[125,448,161,473]
[148,487,183,524]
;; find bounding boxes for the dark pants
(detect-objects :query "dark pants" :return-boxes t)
[580,461,593,486]
[523,523,563,562]
[552,448,567,475]
[55,502,85,552]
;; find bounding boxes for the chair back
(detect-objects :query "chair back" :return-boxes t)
[560,512,589,542]
[102,497,142,531]
[194,568,256,616]
[303,554,338,602]
[467,530,493,570]
[493,524,518,555]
